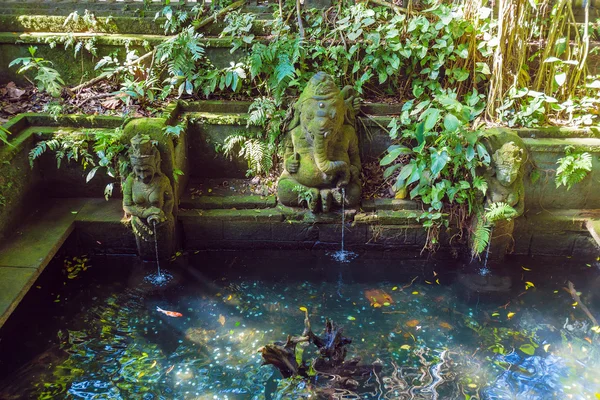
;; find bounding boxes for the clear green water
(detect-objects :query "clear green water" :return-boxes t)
[1,251,600,399]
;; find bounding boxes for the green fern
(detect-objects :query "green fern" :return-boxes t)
[471,217,491,256]
[223,133,275,176]
[555,147,592,190]
[484,202,518,222]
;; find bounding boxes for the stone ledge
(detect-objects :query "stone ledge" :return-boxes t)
[354,210,419,225]
[178,208,284,222]
[0,198,90,328]
[180,194,276,210]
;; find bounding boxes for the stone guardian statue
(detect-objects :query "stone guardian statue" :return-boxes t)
[277,72,362,212]
[123,134,175,260]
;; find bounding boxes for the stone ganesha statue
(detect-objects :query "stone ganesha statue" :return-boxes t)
[123,134,175,260]
[277,72,362,212]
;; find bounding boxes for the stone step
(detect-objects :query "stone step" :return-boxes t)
[0,198,89,328]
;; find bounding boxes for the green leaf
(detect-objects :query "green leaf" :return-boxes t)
[430,150,449,178]
[398,163,416,182]
[384,163,401,179]
[415,122,425,145]
[380,146,412,166]
[443,114,460,132]
[519,343,536,356]
[423,108,441,131]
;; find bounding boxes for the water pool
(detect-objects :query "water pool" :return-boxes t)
[1,251,599,399]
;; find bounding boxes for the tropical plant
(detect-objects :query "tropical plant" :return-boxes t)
[555,146,593,190]
[9,46,64,97]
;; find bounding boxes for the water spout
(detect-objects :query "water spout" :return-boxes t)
[144,220,172,286]
[331,188,357,263]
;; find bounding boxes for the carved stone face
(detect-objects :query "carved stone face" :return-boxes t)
[301,96,345,141]
[134,164,155,184]
[493,142,523,186]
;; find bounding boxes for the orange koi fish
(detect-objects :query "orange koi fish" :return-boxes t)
[364,289,394,308]
[156,306,182,317]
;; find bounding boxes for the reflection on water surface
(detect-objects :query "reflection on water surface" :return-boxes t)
[1,251,599,399]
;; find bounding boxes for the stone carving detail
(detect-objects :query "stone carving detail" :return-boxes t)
[482,129,527,261]
[123,134,175,260]
[277,72,362,212]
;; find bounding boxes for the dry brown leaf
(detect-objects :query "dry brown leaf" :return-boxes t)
[101,97,121,110]
[5,82,26,100]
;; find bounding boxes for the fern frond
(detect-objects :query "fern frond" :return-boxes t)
[471,217,491,257]
[484,202,518,222]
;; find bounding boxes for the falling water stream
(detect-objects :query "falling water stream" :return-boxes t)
[144,221,172,286]
[331,188,357,263]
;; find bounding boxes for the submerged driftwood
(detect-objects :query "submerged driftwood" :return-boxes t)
[259,311,380,389]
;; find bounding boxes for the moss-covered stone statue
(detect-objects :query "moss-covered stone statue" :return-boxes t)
[123,134,175,260]
[480,129,527,261]
[277,72,361,212]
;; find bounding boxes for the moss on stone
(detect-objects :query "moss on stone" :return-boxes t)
[187,112,248,125]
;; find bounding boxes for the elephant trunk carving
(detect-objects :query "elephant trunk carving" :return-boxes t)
[313,129,345,176]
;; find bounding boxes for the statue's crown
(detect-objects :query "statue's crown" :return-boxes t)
[305,72,340,100]
[130,134,156,165]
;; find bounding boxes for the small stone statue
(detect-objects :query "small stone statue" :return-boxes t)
[123,134,175,260]
[277,72,362,212]
[481,129,527,261]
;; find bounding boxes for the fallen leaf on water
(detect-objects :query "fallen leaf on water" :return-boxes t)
[591,326,600,334]
[412,291,419,295]
[392,286,398,291]
[166,365,174,374]
[585,337,593,344]
[522,266,531,271]
[439,322,453,330]
[507,312,516,319]
[572,301,578,307]
[151,360,157,368]
[400,344,411,350]
[299,306,308,312]
[543,344,551,352]
[347,316,356,321]
[218,314,226,326]
[406,319,419,328]
[492,312,500,317]
[525,281,535,290]
[468,383,477,388]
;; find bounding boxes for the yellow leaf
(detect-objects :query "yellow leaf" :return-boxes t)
[383,302,391,306]
[522,266,531,271]
[395,187,407,199]
[507,312,515,319]
[525,281,535,290]
[226,295,232,301]
[492,312,500,317]
[468,383,477,388]
[412,291,419,295]
[392,286,398,291]
[347,316,356,321]
[573,301,578,307]
[435,278,440,284]
[543,344,551,352]
[299,306,308,312]
[425,280,432,284]
[400,344,411,350]
[591,326,600,334]
[208,188,212,193]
